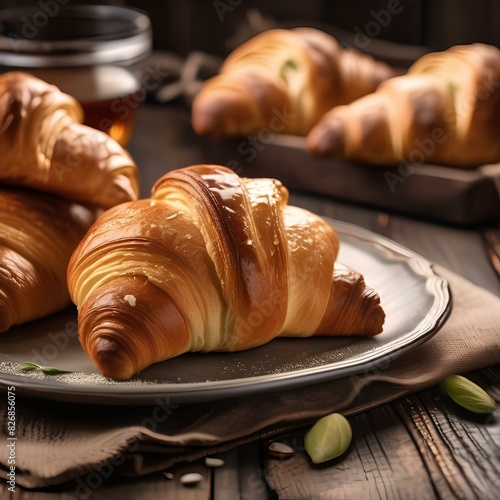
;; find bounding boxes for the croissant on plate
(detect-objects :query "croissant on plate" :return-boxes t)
[0,71,139,208]
[307,43,500,168]
[67,165,385,380]
[0,187,95,333]
[191,28,397,138]
[0,71,139,332]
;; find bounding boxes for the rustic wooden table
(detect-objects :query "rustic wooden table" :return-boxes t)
[3,104,499,500]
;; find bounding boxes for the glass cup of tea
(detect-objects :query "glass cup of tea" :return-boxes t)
[0,4,152,146]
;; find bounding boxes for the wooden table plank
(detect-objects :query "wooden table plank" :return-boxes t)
[264,367,499,499]
[211,442,273,500]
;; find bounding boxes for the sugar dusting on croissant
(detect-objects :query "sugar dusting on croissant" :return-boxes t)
[68,165,385,380]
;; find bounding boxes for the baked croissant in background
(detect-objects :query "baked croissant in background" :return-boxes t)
[0,71,139,332]
[68,165,385,380]
[0,72,139,208]
[307,43,500,168]
[192,28,397,138]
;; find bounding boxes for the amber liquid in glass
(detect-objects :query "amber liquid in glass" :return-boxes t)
[30,66,141,146]
[80,95,139,147]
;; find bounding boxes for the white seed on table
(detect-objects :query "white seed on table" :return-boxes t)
[205,457,225,468]
[162,471,174,480]
[266,441,295,458]
[180,472,203,486]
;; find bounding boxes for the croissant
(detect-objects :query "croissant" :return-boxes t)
[307,43,500,168]
[0,71,139,208]
[0,71,139,333]
[0,187,96,333]
[191,28,397,138]
[67,165,385,380]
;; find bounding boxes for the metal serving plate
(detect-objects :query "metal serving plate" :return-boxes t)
[0,219,451,405]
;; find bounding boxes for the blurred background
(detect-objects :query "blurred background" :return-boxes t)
[1,0,499,225]
[1,0,499,59]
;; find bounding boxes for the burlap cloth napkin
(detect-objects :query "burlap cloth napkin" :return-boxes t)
[1,264,499,489]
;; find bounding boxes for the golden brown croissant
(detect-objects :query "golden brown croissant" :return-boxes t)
[191,28,397,137]
[0,187,95,333]
[67,165,385,380]
[0,71,139,208]
[307,43,500,168]
[0,71,140,333]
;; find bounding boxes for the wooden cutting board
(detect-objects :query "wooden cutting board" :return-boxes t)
[198,133,500,227]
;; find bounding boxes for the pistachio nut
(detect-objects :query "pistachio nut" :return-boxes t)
[441,375,495,414]
[304,412,352,464]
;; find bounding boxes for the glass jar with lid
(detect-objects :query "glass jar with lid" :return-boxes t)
[0,4,153,146]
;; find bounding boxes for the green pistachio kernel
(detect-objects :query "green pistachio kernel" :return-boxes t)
[304,412,352,464]
[280,58,299,82]
[441,375,495,414]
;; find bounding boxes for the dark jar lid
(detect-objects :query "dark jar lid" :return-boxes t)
[0,4,152,68]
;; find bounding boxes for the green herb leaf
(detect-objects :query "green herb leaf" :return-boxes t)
[19,362,71,375]
[39,366,71,375]
[19,362,39,371]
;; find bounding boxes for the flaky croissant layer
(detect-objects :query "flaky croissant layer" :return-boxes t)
[0,71,140,333]
[68,165,385,380]
[0,71,139,208]
[0,187,96,332]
